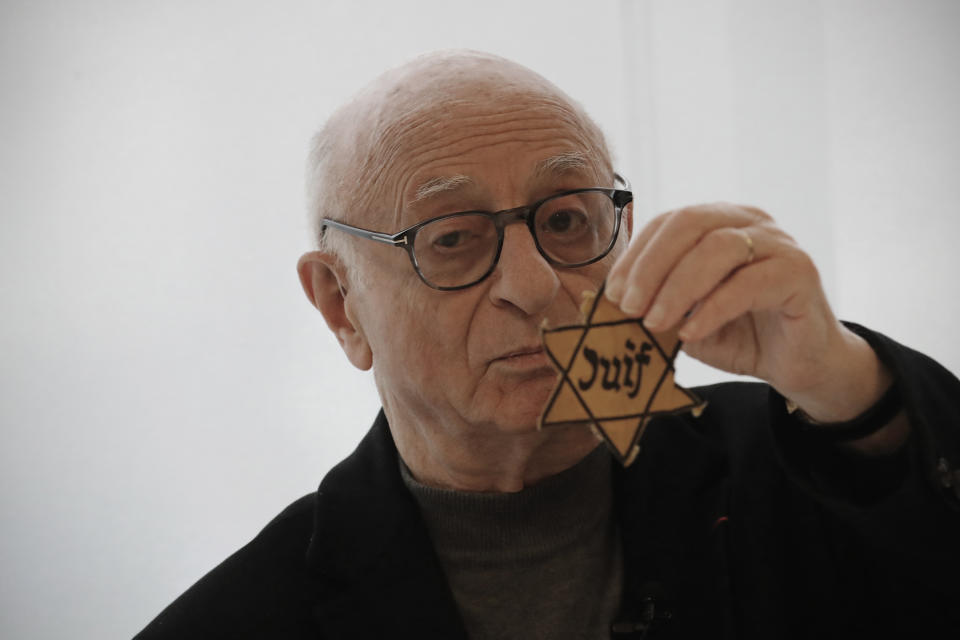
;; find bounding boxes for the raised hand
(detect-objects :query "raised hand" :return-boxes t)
[605,203,895,431]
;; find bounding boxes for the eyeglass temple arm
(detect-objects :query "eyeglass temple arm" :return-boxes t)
[320,218,408,246]
[614,172,631,191]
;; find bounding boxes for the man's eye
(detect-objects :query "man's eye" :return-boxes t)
[544,209,588,234]
[434,230,468,248]
[417,214,493,258]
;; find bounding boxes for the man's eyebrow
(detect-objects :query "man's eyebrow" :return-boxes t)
[532,151,592,181]
[409,174,475,206]
[407,152,593,209]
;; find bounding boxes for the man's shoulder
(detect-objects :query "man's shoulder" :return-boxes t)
[134,493,319,639]
[135,414,401,639]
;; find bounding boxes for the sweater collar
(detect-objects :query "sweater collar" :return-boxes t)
[399,444,613,563]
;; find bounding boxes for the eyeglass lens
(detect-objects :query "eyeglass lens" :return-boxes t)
[411,190,618,289]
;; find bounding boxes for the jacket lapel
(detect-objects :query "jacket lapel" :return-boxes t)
[304,411,468,639]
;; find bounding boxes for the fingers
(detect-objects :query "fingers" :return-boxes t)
[676,255,798,342]
[642,225,771,332]
[604,211,668,305]
[602,202,834,387]
[606,203,771,318]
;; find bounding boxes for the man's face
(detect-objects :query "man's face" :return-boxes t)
[347,88,627,439]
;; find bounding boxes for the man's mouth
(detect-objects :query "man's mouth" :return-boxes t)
[497,345,543,359]
[492,346,552,369]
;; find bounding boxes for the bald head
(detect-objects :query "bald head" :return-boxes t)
[306,50,613,284]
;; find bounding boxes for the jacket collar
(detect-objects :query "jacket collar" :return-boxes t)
[306,410,468,638]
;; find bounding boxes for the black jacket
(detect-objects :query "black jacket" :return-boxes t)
[135,325,960,639]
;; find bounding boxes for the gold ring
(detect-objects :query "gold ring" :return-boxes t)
[742,230,755,264]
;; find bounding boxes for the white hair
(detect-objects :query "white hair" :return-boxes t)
[304,113,375,290]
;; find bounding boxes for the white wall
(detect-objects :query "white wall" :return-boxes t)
[1,1,956,638]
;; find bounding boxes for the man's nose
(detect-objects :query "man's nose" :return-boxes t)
[487,224,559,315]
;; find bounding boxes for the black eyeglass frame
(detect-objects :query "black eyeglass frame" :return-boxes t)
[320,176,633,291]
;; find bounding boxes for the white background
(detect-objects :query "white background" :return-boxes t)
[1,1,958,637]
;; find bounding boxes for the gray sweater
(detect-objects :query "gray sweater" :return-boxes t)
[400,444,623,639]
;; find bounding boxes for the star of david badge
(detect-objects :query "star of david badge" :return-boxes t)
[539,282,705,466]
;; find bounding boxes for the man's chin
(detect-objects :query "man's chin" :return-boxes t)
[485,395,555,436]
[465,368,560,433]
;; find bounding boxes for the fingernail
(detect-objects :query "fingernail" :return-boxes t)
[620,289,644,315]
[605,277,623,302]
[678,319,696,341]
[644,302,665,329]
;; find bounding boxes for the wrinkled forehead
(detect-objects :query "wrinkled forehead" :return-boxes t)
[346,62,612,227]
[404,102,604,195]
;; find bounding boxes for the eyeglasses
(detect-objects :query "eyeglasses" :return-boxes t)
[320,176,632,291]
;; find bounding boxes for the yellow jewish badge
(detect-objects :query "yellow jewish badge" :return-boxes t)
[539,282,705,466]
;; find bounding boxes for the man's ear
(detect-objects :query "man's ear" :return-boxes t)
[297,251,373,371]
[625,201,634,238]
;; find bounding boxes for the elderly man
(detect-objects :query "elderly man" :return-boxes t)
[136,51,960,639]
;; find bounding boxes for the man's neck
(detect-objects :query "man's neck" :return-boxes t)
[388,416,600,492]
